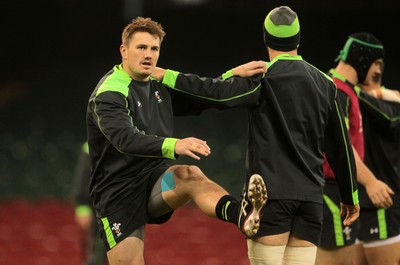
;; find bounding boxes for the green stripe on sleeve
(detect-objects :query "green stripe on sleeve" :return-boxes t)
[344,98,350,130]
[334,101,357,204]
[162,138,179,159]
[323,195,344,246]
[344,116,350,130]
[101,217,117,249]
[352,189,359,205]
[162,69,179,88]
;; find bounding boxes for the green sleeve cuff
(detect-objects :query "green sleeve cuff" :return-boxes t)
[162,69,179,88]
[221,69,234,80]
[162,137,179,159]
[75,205,92,217]
[352,189,359,205]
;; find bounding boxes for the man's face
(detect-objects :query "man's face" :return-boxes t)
[360,59,384,91]
[120,31,160,81]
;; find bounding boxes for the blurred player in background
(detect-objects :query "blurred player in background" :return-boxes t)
[351,60,400,265]
[316,32,394,265]
[73,142,108,265]
[152,6,360,265]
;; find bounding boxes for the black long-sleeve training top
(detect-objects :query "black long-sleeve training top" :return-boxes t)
[86,64,262,218]
[86,65,180,217]
[161,54,358,205]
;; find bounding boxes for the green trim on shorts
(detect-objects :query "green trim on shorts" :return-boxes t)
[101,217,117,249]
[377,209,388,239]
[323,194,344,246]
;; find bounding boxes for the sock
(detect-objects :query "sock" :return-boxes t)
[215,195,239,224]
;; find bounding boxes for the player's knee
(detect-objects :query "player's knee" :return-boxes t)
[174,165,205,183]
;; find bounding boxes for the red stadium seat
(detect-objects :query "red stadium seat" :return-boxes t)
[0,199,249,265]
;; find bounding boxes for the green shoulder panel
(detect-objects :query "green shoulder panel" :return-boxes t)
[96,65,131,97]
[329,69,346,82]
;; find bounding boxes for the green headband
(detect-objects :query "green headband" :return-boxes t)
[338,36,384,62]
[336,33,384,83]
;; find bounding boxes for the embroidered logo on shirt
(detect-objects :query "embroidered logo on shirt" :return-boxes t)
[112,222,123,238]
[155,91,163,103]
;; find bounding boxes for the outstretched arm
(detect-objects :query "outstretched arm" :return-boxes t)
[151,60,267,81]
[358,89,400,127]
[367,87,400,103]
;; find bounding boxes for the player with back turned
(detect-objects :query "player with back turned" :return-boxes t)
[152,6,359,264]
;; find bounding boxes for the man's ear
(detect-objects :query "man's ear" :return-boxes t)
[120,45,127,60]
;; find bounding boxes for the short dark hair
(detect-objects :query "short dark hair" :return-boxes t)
[122,17,166,46]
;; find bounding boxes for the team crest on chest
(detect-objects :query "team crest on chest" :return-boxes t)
[155,91,163,103]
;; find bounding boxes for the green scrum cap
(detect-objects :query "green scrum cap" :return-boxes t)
[263,6,300,51]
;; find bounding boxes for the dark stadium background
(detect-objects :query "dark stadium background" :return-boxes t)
[0,0,397,264]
